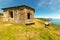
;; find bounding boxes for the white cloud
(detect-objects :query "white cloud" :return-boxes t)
[46,10,60,19]
[35,9,60,19]
[36,15,60,19]
[37,0,60,10]
[38,0,45,7]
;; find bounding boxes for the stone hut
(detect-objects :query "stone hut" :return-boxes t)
[2,5,35,24]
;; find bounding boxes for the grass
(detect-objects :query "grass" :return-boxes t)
[0,19,60,40]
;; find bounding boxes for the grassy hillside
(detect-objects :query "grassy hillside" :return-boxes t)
[0,19,60,40]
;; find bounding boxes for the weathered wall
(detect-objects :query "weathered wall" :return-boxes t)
[3,7,34,24]
[16,7,25,24]
[25,8,34,24]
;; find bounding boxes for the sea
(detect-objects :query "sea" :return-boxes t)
[50,19,60,25]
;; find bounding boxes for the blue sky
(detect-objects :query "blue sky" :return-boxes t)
[0,0,60,19]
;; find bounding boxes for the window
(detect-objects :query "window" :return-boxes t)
[27,13,30,19]
[9,11,13,18]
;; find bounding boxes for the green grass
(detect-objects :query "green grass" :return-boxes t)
[0,19,60,40]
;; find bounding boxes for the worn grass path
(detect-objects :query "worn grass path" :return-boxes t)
[0,19,60,40]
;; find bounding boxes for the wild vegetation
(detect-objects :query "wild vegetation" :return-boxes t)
[0,13,3,21]
[0,19,60,40]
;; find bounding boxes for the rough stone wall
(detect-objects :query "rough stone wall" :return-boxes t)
[3,9,14,22]
[3,10,9,22]
[3,7,34,24]
[25,8,34,24]
[17,7,34,24]
[13,9,17,23]
[18,7,26,24]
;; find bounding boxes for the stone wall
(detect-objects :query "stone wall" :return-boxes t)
[3,6,35,24]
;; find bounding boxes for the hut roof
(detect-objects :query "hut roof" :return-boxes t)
[2,5,35,12]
